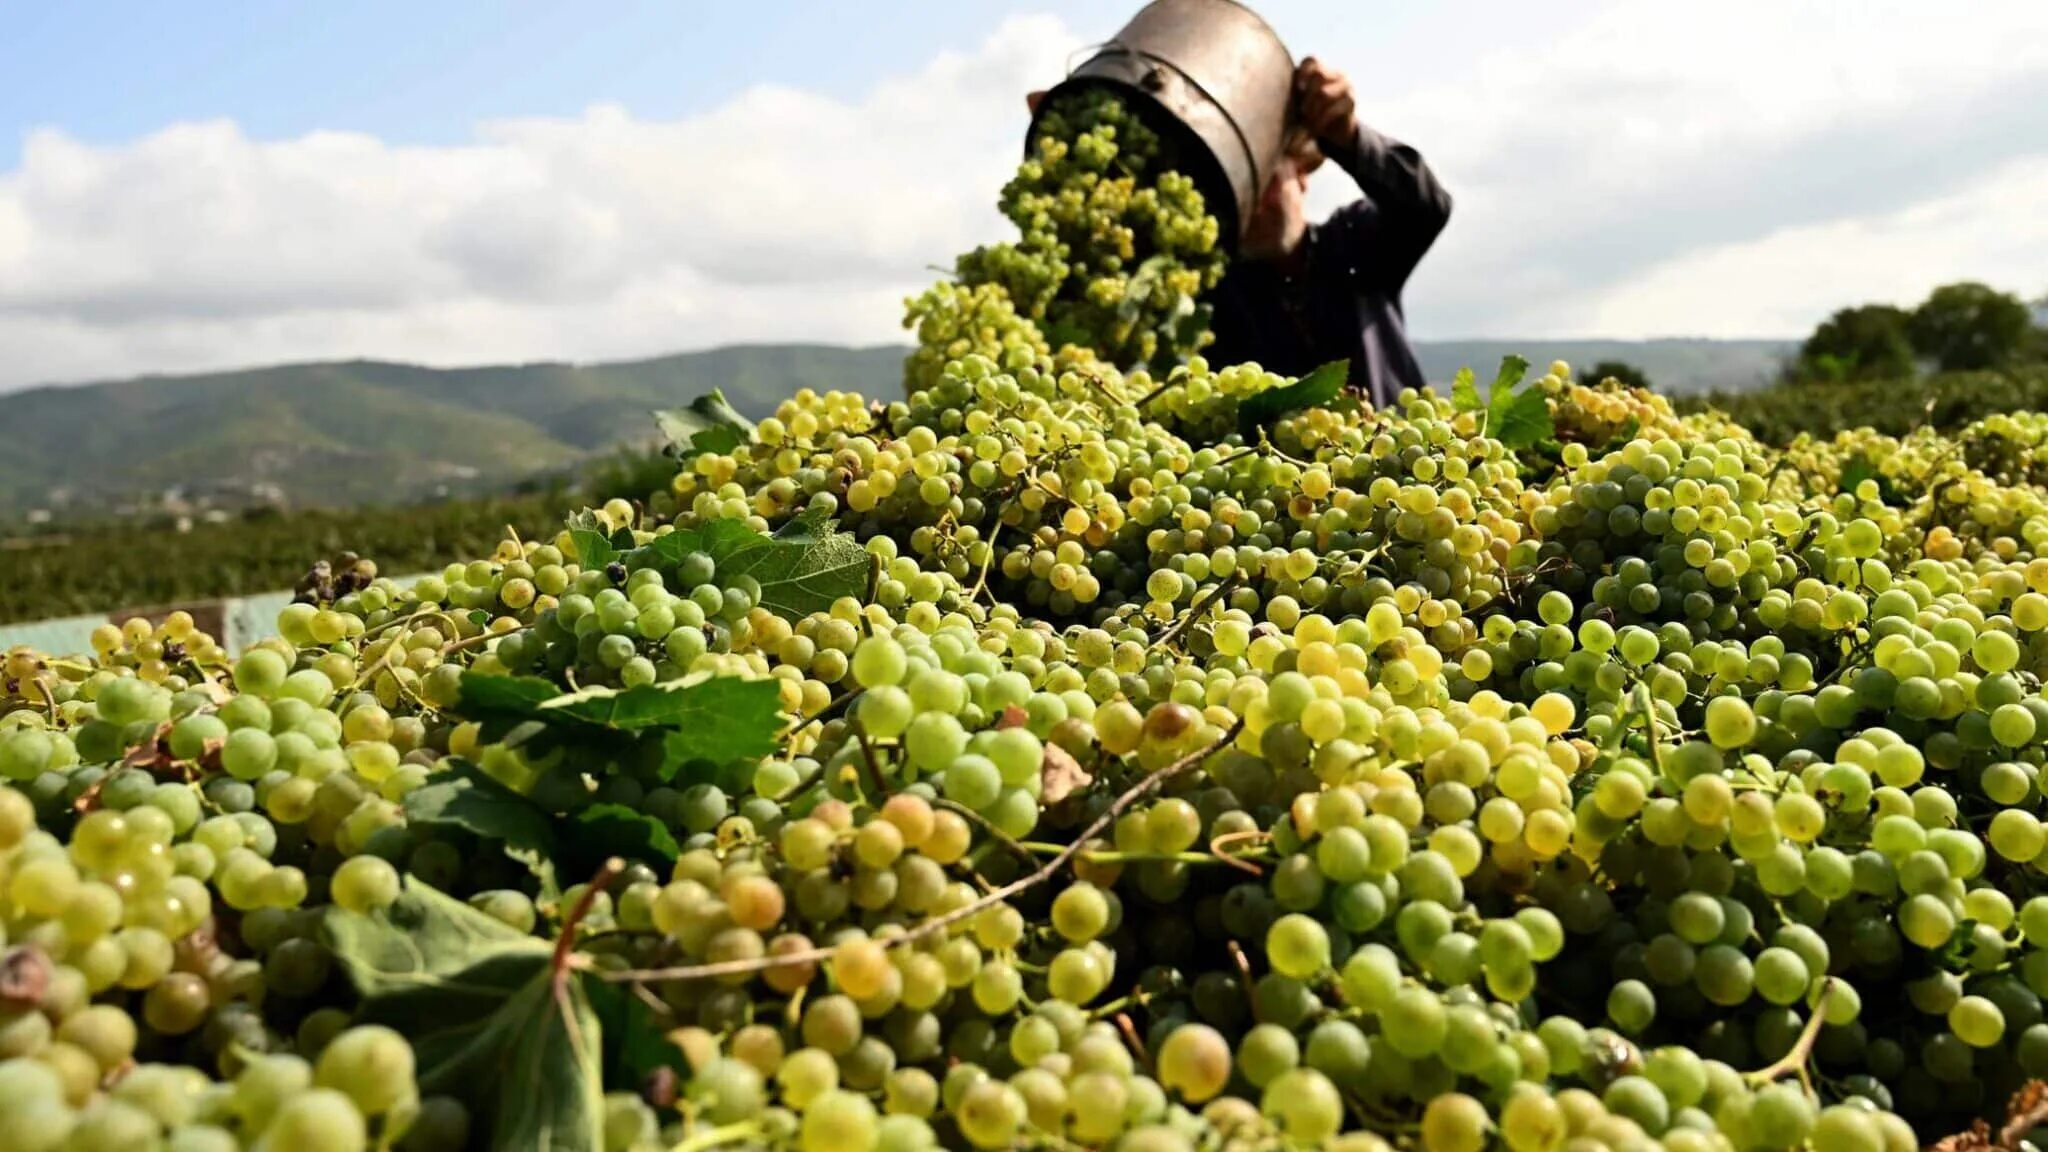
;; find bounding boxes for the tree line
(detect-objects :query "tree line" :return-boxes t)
[1788,281,2046,384]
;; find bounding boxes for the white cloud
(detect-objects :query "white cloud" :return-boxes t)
[1576,157,2048,337]
[1,2,2046,389]
[0,17,1073,387]
[1300,0,2048,334]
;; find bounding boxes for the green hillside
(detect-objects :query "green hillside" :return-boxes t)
[0,339,1786,520]
[0,345,905,518]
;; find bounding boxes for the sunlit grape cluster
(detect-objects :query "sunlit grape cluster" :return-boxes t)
[936,87,1225,377]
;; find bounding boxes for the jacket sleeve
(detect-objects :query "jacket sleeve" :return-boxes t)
[1316,123,1453,295]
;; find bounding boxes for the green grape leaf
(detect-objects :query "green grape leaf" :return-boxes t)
[626,519,767,581]
[1488,355,1531,403]
[1450,366,1483,412]
[569,531,615,570]
[455,674,563,720]
[454,673,783,787]
[655,389,758,463]
[1491,386,1555,452]
[569,524,614,569]
[327,878,604,1152]
[1237,359,1350,439]
[537,674,783,743]
[718,508,875,620]
[563,510,619,571]
[1481,356,1553,451]
[324,874,547,998]
[401,762,558,855]
[558,803,680,878]
[587,982,687,1090]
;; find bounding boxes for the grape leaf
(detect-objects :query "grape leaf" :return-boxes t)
[587,982,687,1089]
[622,511,869,620]
[627,519,768,576]
[536,674,782,745]
[654,389,758,463]
[1237,359,1350,438]
[558,803,680,878]
[324,875,547,1000]
[569,530,613,569]
[1450,367,1483,412]
[1488,355,1531,403]
[562,509,619,570]
[1483,356,1554,451]
[401,762,557,855]
[456,672,783,784]
[718,508,875,620]
[326,878,604,1152]
[1492,387,1555,451]
[455,674,563,720]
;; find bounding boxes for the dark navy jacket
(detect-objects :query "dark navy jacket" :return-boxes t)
[1206,123,1453,409]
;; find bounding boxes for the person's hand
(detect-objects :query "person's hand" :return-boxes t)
[1296,57,1357,148]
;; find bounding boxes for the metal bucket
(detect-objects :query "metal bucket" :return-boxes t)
[1030,0,1295,245]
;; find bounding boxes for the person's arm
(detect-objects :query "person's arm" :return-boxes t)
[1298,59,1452,294]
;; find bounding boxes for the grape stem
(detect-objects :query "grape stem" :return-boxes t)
[849,716,889,799]
[1151,571,1243,652]
[603,718,1244,986]
[1115,1011,1153,1074]
[666,1119,766,1152]
[938,798,1039,867]
[443,626,522,656]
[1633,683,1666,780]
[1227,940,1259,1022]
[1206,828,1271,876]
[1744,977,1833,1093]
[1013,843,1257,870]
[1134,379,1175,410]
[554,857,624,986]
[357,606,468,645]
[1815,633,1874,689]
[967,521,1002,605]
[28,674,59,723]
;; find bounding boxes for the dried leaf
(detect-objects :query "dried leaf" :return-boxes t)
[1040,743,1092,806]
[0,946,51,1006]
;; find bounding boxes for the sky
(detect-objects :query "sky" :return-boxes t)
[2,0,2046,390]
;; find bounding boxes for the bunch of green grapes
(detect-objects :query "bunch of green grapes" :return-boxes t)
[954,87,1224,373]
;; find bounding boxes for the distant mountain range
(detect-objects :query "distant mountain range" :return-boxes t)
[0,338,1791,520]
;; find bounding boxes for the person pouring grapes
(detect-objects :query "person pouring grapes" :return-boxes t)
[1025,55,1452,410]
[1207,56,1452,411]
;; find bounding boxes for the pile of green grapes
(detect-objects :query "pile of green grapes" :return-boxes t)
[8,85,2048,1152]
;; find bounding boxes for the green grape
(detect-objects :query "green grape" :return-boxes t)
[1419,1091,1491,1152]
[257,1088,369,1152]
[314,1025,416,1115]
